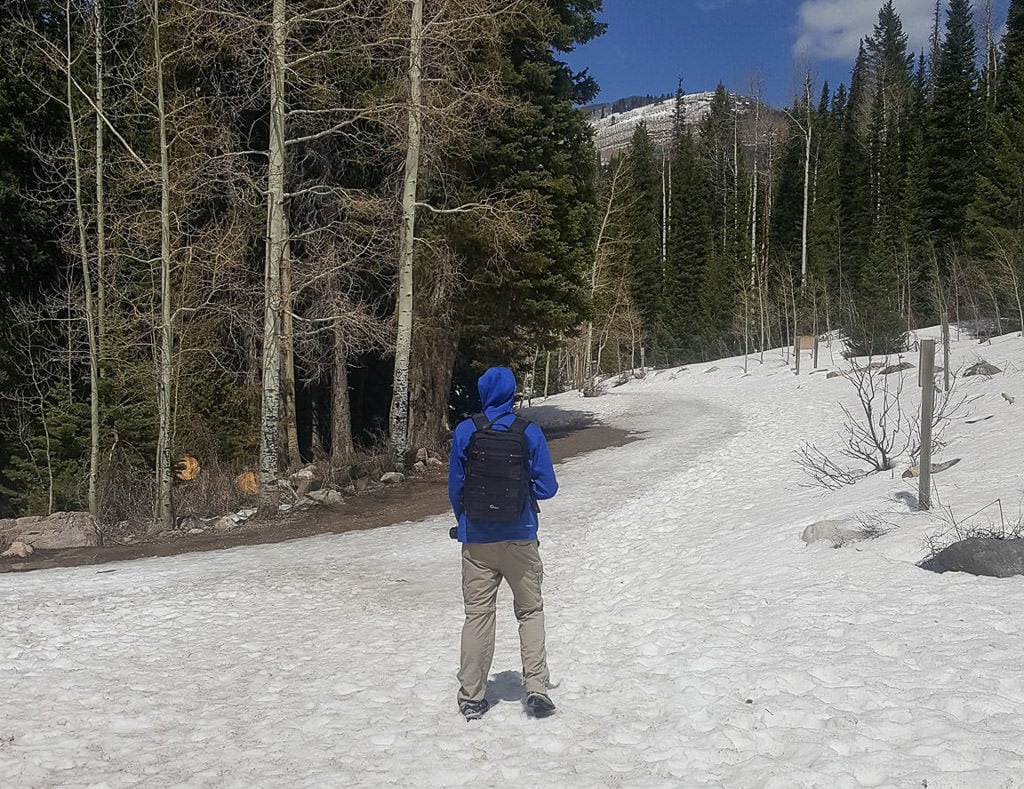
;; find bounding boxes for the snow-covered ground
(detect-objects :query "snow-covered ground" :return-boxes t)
[3,328,1024,788]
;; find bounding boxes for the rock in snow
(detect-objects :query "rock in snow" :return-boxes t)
[921,538,1024,578]
[801,519,871,548]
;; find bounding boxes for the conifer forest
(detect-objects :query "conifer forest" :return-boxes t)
[1,0,1023,530]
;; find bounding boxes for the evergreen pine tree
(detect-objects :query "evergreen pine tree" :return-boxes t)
[622,121,665,361]
[1002,0,1024,102]
[846,2,914,354]
[697,85,741,356]
[838,44,873,298]
[664,93,711,363]
[925,0,978,252]
[906,53,934,325]
[971,0,1024,242]
[0,1,62,315]
[452,0,604,370]
[809,83,842,332]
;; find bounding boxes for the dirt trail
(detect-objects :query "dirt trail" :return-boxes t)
[1,422,634,574]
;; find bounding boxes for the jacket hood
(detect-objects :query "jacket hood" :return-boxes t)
[478,366,516,420]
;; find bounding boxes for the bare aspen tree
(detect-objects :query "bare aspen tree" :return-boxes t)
[789,70,814,295]
[585,156,626,392]
[259,0,288,513]
[223,0,403,500]
[660,150,667,266]
[386,0,532,461]
[992,235,1024,336]
[579,154,645,391]
[151,0,175,530]
[61,0,101,517]
[281,235,300,470]
[744,74,764,369]
[10,1,159,521]
[390,0,423,468]
[94,0,107,354]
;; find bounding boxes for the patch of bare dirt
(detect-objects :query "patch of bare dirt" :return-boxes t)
[1,420,635,575]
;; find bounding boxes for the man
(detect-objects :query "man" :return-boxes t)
[448,366,559,720]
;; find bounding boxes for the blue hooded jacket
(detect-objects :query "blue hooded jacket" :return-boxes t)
[448,367,558,543]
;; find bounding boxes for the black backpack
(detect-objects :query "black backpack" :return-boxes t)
[462,414,533,522]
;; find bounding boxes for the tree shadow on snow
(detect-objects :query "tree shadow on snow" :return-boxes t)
[515,406,597,439]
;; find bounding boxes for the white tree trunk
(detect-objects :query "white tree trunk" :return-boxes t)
[281,222,301,469]
[389,0,423,467]
[152,0,174,530]
[660,150,667,267]
[64,0,100,517]
[801,77,812,293]
[585,158,622,391]
[94,0,106,356]
[259,0,288,512]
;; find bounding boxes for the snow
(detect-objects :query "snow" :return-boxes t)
[4,329,1024,787]
[589,93,717,162]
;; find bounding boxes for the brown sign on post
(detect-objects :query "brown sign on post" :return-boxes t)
[793,335,820,374]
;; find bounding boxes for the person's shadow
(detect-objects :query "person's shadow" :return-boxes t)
[486,670,523,707]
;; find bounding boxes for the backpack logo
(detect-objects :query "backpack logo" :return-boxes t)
[463,414,532,523]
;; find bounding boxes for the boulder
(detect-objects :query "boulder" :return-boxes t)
[1,541,34,558]
[290,465,317,482]
[412,461,427,474]
[0,511,100,550]
[964,361,1002,377]
[380,472,406,485]
[175,515,204,532]
[306,488,344,506]
[801,519,870,548]
[288,464,323,498]
[426,457,445,469]
[415,447,429,463]
[881,361,914,375]
[212,517,238,531]
[920,538,1024,578]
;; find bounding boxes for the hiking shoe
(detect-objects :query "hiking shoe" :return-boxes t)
[525,692,556,718]
[459,698,490,720]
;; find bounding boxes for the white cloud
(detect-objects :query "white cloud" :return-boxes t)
[793,0,938,61]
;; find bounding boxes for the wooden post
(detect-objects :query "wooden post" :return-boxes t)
[812,337,819,369]
[919,339,936,511]
[794,336,801,375]
[941,311,951,392]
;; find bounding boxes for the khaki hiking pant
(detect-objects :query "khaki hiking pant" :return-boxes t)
[458,539,549,703]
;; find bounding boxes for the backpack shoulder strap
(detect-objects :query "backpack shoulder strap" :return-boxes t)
[508,416,530,435]
[471,413,490,430]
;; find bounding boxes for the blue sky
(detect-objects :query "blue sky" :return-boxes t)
[563,0,1011,108]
